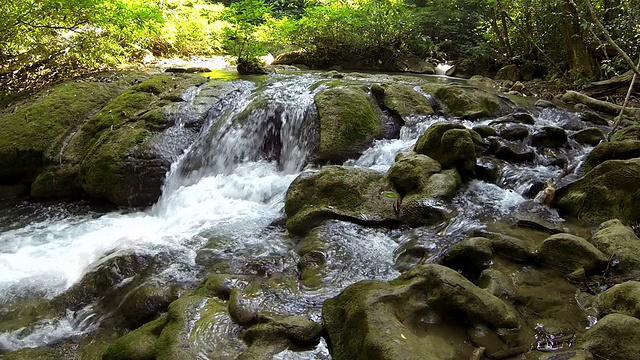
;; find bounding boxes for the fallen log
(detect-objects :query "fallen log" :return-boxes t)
[583,70,640,98]
[561,90,640,118]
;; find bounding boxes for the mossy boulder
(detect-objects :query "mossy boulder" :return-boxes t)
[238,315,322,360]
[0,78,136,184]
[431,85,505,120]
[103,315,168,360]
[611,125,640,142]
[570,127,604,146]
[595,281,640,319]
[386,152,441,196]
[313,87,383,163]
[494,64,520,82]
[414,122,477,178]
[537,233,608,274]
[555,159,640,225]
[322,264,521,360]
[379,83,434,117]
[284,166,398,236]
[61,74,206,206]
[104,296,234,360]
[581,140,640,174]
[589,219,640,277]
[576,313,640,360]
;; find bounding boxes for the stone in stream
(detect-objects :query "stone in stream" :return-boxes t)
[490,112,536,125]
[576,313,640,360]
[284,166,399,236]
[611,124,640,141]
[537,233,608,274]
[414,122,478,178]
[595,281,640,319]
[377,83,434,118]
[580,139,640,173]
[478,268,519,301]
[570,127,604,146]
[555,159,640,226]
[429,84,508,120]
[313,86,384,164]
[530,126,568,148]
[535,99,556,108]
[488,137,535,163]
[322,264,521,360]
[472,124,497,138]
[474,156,503,184]
[496,123,529,141]
[588,219,640,278]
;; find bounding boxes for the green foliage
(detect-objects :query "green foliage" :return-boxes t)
[221,0,273,62]
[271,0,431,66]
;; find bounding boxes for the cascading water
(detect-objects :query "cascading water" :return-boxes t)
[0,71,606,357]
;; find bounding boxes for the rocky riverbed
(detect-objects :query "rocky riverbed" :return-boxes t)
[1,70,640,360]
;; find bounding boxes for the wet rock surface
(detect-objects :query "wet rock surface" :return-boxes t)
[3,71,640,360]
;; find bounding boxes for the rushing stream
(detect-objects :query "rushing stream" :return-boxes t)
[0,72,606,357]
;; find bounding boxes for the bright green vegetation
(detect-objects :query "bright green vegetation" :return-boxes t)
[2,0,639,93]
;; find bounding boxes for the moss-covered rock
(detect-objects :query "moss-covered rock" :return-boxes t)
[322,264,521,360]
[581,140,640,174]
[0,348,61,360]
[379,83,434,117]
[63,74,206,206]
[386,152,441,196]
[555,159,640,225]
[0,78,136,184]
[313,87,382,163]
[414,122,477,178]
[478,268,519,301]
[611,125,640,142]
[589,219,640,277]
[595,281,640,319]
[431,85,504,120]
[537,233,608,274]
[576,313,640,360]
[103,315,167,360]
[570,127,604,146]
[284,166,398,236]
[238,315,322,360]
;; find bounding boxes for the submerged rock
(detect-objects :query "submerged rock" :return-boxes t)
[576,313,640,360]
[322,264,520,360]
[313,87,383,164]
[555,159,640,225]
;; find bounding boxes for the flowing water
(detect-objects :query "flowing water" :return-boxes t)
[0,72,606,356]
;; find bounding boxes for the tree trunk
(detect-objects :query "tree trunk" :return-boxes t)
[560,0,596,77]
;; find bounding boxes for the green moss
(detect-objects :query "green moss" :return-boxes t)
[314,87,382,163]
[432,85,502,119]
[0,81,128,182]
[155,296,208,360]
[284,166,398,235]
[382,83,434,116]
[103,315,168,360]
[555,159,640,225]
[0,348,61,360]
[414,122,476,178]
[581,140,640,174]
[30,164,82,199]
